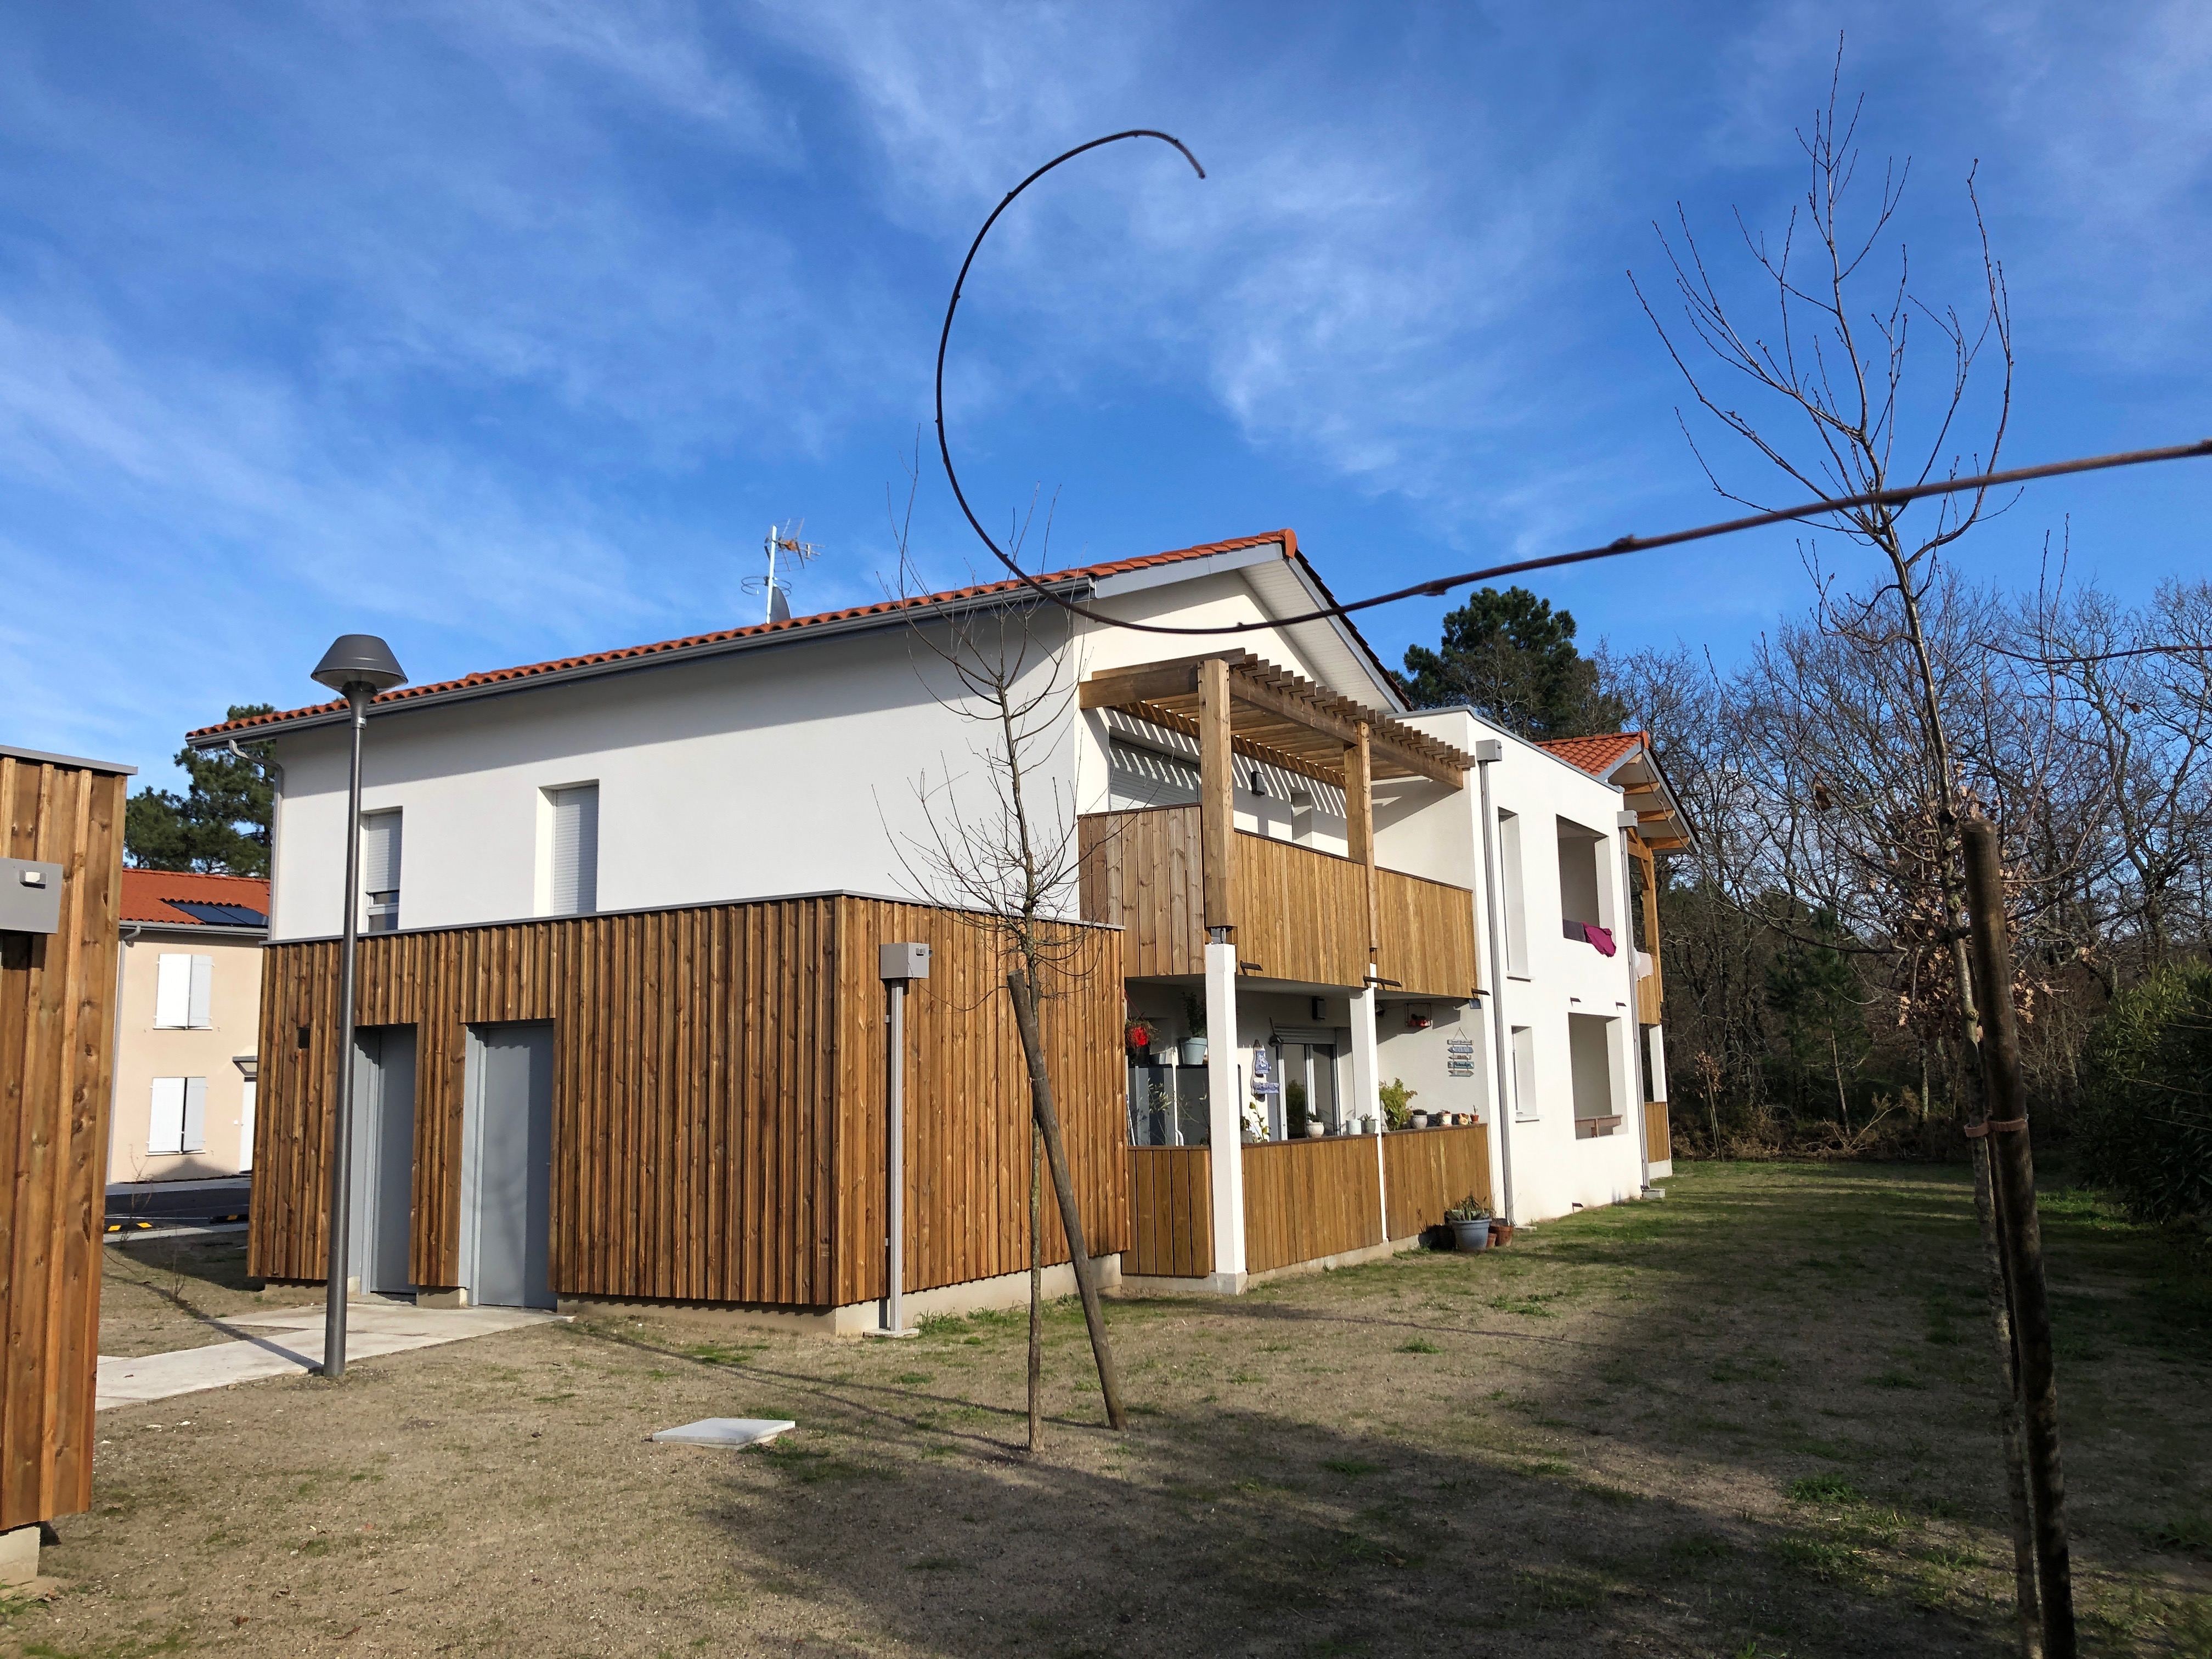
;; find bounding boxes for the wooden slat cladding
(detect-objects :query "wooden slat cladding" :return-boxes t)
[1079,807,1471,994]
[1644,1102,1671,1166]
[1229,833,1368,988]
[1242,1136,1381,1274]
[832,901,1126,1307]
[1374,868,1479,1000]
[1,754,125,1531]
[1380,1125,1492,1240]
[252,897,1125,1311]
[1079,807,1204,977]
[1125,1147,1212,1278]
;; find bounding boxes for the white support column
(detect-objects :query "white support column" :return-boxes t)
[1618,809,1651,1194]
[1204,940,1245,1289]
[1351,985,1385,1240]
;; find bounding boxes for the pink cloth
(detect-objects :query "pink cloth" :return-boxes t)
[1579,923,1617,957]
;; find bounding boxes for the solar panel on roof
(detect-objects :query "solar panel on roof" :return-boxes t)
[165,900,268,928]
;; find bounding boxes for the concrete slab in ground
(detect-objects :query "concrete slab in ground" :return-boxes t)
[96,1304,561,1410]
[651,1417,795,1448]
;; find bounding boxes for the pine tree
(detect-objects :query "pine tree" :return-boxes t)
[1400,586,1628,740]
[125,704,278,876]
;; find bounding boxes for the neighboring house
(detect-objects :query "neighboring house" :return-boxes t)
[111,870,269,1186]
[183,530,1688,1323]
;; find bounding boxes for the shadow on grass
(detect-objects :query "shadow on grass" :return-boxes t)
[567,1161,2212,1656]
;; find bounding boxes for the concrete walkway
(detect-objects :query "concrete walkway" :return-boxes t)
[97,1302,563,1410]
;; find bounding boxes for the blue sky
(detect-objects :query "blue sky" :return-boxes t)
[3,2,2207,788]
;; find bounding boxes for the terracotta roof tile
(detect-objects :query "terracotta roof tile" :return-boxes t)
[1535,731,1647,778]
[120,869,271,928]
[188,531,1300,742]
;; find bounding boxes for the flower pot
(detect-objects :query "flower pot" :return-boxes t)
[1180,1037,1207,1065]
[1487,1222,1515,1247]
[1410,1111,1430,1128]
[1450,1218,1491,1251]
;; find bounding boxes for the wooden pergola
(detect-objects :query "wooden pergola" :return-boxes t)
[1079,651,1475,953]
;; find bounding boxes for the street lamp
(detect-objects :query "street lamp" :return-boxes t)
[310,633,407,1380]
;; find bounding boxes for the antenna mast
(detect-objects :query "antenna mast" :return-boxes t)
[743,521,822,623]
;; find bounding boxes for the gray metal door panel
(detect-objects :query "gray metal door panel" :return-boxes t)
[468,1024,554,1310]
[349,1028,417,1294]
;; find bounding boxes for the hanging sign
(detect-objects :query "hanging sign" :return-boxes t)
[1445,1037,1476,1078]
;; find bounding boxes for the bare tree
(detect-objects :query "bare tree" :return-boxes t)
[878,476,1127,1446]
[1633,48,2069,1654]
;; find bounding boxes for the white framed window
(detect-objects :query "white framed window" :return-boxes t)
[148,1076,207,1155]
[544,782,600,916]
[153,953,213,1029]
[1498,811,1530,978]
[362,809,402,933]
[1510,1025,1538,1121]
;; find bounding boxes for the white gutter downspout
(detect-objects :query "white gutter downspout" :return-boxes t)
[1474,740,1517,1226]
[1618,809,1651,1196]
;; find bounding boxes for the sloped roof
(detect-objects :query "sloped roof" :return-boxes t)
[1536,730,1695,851]
[187,531,1315,744]
[1534,732,1646,778]
[121,870,271,930]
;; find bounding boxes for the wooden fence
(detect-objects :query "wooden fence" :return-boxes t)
[1381,1125,1492,1240]
[1126,1147,1212,1278]
[2,749,126,1531]
[1242,1135,1383,1273]
[252,896,1125,1310]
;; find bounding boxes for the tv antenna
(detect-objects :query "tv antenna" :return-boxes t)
[742,521,821,623]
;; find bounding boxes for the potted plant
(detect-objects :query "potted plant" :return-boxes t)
[1181,994,1207,1065]
[1286,1079,1311,1137]
[1379,1078,1417,1131]
[1126,1017,1160,1057]
[1445,1195,1492,1250]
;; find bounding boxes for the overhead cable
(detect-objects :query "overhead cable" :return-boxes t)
[935,131,2212,639]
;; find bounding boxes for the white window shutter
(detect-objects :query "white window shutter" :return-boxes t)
[148,1077,187,1154]
[549,785,599,916]
[239,1080,257,1171]
[362,810,402,891]
[154,954,191,1029]
[182,1077,207,1154]
[188,955,214,1029]
[362,810,402,930]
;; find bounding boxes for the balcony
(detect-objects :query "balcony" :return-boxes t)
[1079,804,1477,998]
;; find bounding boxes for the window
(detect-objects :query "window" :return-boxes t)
[1510,1025,1538,1121]
[153,953,213,1029]
[1557,819,1604,928]
[1569,1012,1619,1137]
[362,809,402,933]
[1107,740,1200,811]
[546,783,600,916]
[239,1078,257,1171]
[1498,811,1530,978]
[148,1076,207,1155]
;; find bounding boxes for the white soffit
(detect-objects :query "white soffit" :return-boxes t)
[1240,556,1407,713]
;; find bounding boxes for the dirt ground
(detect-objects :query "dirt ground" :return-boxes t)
[7,1163,2209,1658]
[98,1233,323,1357]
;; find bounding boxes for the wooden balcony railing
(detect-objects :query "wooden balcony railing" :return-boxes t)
[1243,1136,1381,1273]
[1078,805,1477,997]
[1380,1124,1491,1239]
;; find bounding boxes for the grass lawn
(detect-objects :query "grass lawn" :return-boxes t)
[6,1163,2210,1657]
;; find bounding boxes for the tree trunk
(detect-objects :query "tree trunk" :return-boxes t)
[1007,967,1127,1430]
[1972,1136,2044,1658]
[1961,821,2076,1658]
[1028,1118,1043,1453]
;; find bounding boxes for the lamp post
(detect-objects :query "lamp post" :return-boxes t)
[310,633,407,1380]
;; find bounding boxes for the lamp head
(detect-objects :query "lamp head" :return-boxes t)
[311,634,407,697]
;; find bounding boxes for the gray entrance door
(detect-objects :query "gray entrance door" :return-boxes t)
[464,1023,555,1310]
[349,1026,417,1295]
